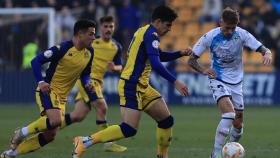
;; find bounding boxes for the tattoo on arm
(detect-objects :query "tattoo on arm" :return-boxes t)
[187,54,205,74]
[256,45,269,56]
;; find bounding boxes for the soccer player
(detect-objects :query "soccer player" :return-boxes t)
[72,5,192,158]
[63,16,127,152]
[0,19,96,158]
[188,7,272,158]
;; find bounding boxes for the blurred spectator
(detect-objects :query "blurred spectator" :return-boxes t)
[55,6,76,40]
[117,0,140,51]
[96,0,116,21]
[199,0,223,23]
[80,2,96,21]
[22,39,38,69]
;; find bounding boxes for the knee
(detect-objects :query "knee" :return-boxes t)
[119,123,137,138]
[157,115,174,129]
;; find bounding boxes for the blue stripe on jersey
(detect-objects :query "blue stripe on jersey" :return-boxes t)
[45,41,73,83]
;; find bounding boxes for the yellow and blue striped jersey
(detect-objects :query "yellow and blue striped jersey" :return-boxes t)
[31,40,93,100]
[91,37,122,80]
[121,24,161,86]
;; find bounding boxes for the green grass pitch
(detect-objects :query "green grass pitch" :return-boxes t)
[0,104,279,158]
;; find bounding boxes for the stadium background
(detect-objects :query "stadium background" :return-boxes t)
[0,0,280,158]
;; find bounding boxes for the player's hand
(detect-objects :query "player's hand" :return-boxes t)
[107,62,115,72]
[39,81,51,95]
[85,82,95,93]
[263,50,272,65]
[180,48,193,56]
[174,80,189,96]
[203,68,216,78]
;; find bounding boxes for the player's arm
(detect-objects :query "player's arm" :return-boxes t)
[188,34,216,77]
[108,43,123,73]
[242,28,272,65]
[80,50,94,92]
[256,45,272,65]
[31,46,60,95]
[145,33,188,96]
[159,48,192,62]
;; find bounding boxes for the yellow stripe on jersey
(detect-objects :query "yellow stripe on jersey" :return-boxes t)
[121,25,152,86]
[91,38,120,80]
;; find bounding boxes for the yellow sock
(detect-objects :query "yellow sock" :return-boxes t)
[91,125,124,144]
[156,127,173,157]
[17,133,49,154]
[26,116,50,135]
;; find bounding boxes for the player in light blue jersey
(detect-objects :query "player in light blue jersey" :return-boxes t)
[188,7,272,158]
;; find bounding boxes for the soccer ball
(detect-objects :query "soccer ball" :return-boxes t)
[222,142,245,158]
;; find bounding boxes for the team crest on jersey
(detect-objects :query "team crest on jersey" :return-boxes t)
[43,50,53,58]
[152,40,160,49]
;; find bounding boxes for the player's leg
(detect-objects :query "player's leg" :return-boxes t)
[229,86,244,142]
[73,107,140,158]
[1,128,58,158]
[145,98,173,158]
[9,89,63,150]
[72,79,140,157]
[211,97,235,158]
[209,80,235,158]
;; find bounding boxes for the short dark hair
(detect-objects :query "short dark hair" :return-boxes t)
[151,5,178,22]
[100,16,114,24]
[74,19,96,35]
[222,7,239,25]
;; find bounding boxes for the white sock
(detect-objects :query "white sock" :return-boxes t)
[230,127,243,142]
[212,112,235,158]
[82,136,93,148]
[21,127,29,137]
[4,149,17,156]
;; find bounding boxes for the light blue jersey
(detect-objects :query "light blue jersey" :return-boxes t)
[193,27,262,84]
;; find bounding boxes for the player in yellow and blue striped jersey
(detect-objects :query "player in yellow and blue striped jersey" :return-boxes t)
[1,19,96,158]
[72,6,193,158]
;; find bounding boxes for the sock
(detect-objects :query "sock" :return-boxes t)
[157,127,172,157]
[230,127,243,142]
[60,113,72,129]
[89,125,125,146]
[212,112,235,158]
[3,149,17,156]
[25,116,53,136]
[16,133,50,154]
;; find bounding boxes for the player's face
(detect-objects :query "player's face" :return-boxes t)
[220,19,237,37]
[80,27,96,47]
[158,21,172,36]
[101,22,115,40]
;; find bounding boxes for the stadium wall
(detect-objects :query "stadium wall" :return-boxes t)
[0,71,279,105]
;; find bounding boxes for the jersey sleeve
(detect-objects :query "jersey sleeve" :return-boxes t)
[192,32,211,57]
[31,45,60,83]
[239,28,262,51]
[159,49,182,62]
[113,42,123,65]
[144,32,160,56]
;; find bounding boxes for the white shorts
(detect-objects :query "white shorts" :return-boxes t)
[209,79,244,111]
